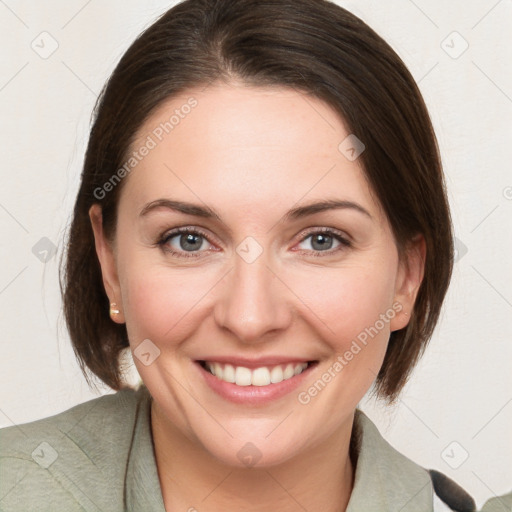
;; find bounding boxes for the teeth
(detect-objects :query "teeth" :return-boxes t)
[251,367,270,386]
[204,361,308,387]
[213,363,223,379]
[283,363,295,380]
[223,364,235,383]
[235,366,252,386]
[270,365,284,384]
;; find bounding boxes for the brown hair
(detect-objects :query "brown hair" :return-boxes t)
[61,0,454,404]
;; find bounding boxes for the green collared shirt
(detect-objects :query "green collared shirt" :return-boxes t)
[1,384,510,511]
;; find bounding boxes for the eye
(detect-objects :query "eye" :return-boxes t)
[157,227,214,258]
[157,226,352,259]
[295,228,352,257]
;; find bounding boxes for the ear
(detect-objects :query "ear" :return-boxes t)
[89,204,125,324]
[389,233,426,332]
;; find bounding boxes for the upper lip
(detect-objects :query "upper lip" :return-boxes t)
[196,356,316,369]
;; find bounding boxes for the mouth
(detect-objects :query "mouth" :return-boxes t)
[197,360,318,387]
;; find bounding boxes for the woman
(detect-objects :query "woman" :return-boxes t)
[0,0,510,510]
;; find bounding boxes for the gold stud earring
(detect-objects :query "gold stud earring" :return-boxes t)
[110,302,120,316]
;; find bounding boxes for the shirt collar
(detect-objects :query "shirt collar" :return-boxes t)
[125,385,166,512]
[346,408,434,511]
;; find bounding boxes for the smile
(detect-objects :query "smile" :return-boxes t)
[199,361,311,387]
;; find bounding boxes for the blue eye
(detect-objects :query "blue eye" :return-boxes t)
[295,228,352,257]
[157,227,352,259]
[158,227,212,258]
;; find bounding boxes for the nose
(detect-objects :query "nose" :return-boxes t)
[214,248,293,344]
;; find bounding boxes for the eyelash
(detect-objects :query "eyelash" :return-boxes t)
[156,226,352,259]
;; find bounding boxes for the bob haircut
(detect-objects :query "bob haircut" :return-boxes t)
[61,0,454,405]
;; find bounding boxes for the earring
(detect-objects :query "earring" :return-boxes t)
[110,302,120,316]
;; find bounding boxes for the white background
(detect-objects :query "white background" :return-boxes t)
[0,0,511,508]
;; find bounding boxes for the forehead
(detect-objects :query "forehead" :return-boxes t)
[121,82,383,221]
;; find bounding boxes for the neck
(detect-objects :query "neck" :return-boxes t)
[150,401,357,512]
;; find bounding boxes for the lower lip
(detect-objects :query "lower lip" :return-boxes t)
[195,361,317,405]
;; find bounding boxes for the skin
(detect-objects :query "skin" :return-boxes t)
[90,81,425,512]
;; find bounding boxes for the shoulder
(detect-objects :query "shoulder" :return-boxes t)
[0,385,149,512]
[351,409,480,511]
[478,491,512,512]
[354,410,512,512]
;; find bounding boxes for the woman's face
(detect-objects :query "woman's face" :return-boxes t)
[91,82,424,467]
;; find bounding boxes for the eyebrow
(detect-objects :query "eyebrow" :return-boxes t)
[139,198,373,222]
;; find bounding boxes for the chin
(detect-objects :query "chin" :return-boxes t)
[203,438,301,470]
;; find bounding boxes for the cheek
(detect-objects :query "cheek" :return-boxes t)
[291,261,397,344]
[119,256,218,346]
[296,271,397,409]
[289,262,398,404]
